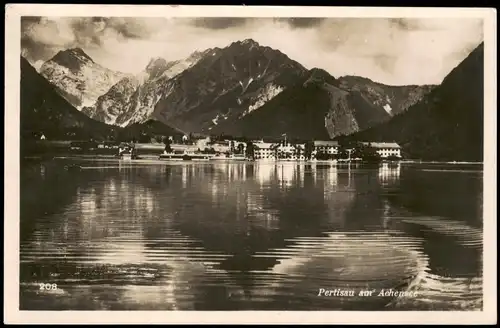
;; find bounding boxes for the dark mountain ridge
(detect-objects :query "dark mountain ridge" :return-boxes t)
[211,65,433,139]
[341,42,484,162]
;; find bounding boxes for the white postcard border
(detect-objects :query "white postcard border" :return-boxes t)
[4,4,497,325]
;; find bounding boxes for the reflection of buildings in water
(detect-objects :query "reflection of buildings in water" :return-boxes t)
[323,165,338,194]
[77,186,98,240]
[381,198,392,231]
[297,164,305,188]
[302,164,318,185]
[348,164,351,187]
[235,188,246,223]
[211,181,219,201]
[181,165,188,188]
[222,164,248,182]
[277,164,295,188]
[218,163,229,176]
[228,164,235,182]
[73,177,161,241]
[378,163,401,186]
[40,164,46,179]
[323,188,355,228]
[255,163,275,186]
[109,177,117,193]
[118,160,130,172]
[336,163,354,188]
[233,163,249,182]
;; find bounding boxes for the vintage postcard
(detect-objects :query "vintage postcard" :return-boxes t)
[4,4,497,325]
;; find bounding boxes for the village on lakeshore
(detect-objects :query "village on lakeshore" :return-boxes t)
[32,131,402,163]
[112,133,402,162]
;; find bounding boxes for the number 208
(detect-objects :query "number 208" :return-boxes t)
[39,283,57,290]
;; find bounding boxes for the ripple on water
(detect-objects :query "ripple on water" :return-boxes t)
[20,162,483,311]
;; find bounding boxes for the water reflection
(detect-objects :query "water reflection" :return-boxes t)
[255,164,275,186]
[20,161,483,310]
[378,162,401,186]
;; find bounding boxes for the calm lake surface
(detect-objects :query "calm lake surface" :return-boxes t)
[20,160,483,310]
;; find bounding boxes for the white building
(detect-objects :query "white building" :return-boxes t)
[252,142,307,160]
[254,142,277,160]
[313,140,339,157]
[362,142,402,158]
[195,137,211,150]
[210,141,231,154]
[277,143,305,160]
[170,144,199,154]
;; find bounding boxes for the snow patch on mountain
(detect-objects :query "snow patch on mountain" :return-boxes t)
[160,57,202,79]
[211,113,227,126]
[240,78,254,93]
[240,83,284,118]
[383,104,393,115]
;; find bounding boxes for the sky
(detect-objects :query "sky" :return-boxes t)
[21,16,484,85]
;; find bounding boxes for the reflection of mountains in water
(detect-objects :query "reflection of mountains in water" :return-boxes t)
[21,161,481,310]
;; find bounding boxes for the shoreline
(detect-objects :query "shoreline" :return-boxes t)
[22,154,484,166]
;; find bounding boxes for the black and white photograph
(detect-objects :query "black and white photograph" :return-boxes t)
[4,4,497,325]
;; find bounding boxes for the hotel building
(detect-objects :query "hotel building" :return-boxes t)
[362,142,402,158]
[313,140,340,157]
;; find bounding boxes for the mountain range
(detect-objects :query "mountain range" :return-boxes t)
[22,38,484,161]
[342,42,484,162]
[212,69,433,139]
[38,40,433,138]
[20,56,182,143]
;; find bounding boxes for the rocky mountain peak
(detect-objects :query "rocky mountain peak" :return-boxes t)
[39,47,129,109]
[231,38,260,48]
[145,57,169,79]
[305,68,338,86]
[186,48,215,63]
[69,47,93,61]
[240,38,259,46]
[146,57,167,69]
[51,48,94,70]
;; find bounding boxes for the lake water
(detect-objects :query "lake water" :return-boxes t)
[19,159,483,311]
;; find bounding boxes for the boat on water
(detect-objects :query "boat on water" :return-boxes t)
[210,154,230,161]
[159,151,214,161]
[118,143,138,161]
[209,153,248,161]
[229,154,247,161]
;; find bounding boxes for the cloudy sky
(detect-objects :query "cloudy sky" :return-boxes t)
[21,16,483,85]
